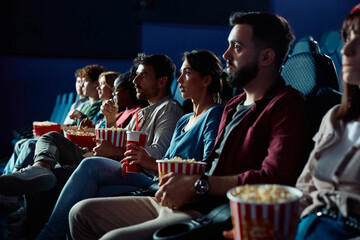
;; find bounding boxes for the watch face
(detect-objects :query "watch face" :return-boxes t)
[195,177,209,195]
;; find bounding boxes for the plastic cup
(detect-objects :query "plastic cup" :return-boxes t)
[125,131,148,173]
[227,184,302,240]
[95,128,127,147]
[156,159,207,180]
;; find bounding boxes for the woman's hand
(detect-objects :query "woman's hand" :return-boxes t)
[69,110,84,120]
[101,99,118,128]
[121,144,157,171]
[155,173,198,210]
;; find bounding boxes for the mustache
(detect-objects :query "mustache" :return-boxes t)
[226,61,234,68]
[134,84,142,90]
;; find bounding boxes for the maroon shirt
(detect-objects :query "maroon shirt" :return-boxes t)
[115,106,142,128]
[208,78,308,187]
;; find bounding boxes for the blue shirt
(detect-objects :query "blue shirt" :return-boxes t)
[163,104,224,162]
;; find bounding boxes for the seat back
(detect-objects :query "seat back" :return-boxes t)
[49,94,62,123]
[292,36,321,55]
[59,92,75,124]
[281,52,342,141]
[319,30,344,90]
[49,92,76,124]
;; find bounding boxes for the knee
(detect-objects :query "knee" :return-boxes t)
[42,131,64,142]
[78,157,106,172]
[69,199,94,226]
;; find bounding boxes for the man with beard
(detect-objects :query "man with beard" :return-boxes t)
[69,12,308,240]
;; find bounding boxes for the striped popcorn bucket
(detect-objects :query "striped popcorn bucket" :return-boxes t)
[156,160,207,180]
[95,128,127,147]
[227,184,302,240]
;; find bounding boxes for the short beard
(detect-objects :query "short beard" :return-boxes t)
[136,92,146,100]
[226,62,259,89]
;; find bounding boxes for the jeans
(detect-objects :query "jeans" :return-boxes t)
[36,157,154,240]
[296,214,360,240]
[34,132,84,170]
[3,138,37,175]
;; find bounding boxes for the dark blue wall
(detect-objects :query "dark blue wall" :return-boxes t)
[0,1,359,156]
[271,0,359,41]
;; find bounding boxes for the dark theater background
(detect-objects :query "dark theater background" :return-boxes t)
[0,0,358,157]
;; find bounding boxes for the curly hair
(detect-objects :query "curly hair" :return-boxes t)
[79,64,108,82]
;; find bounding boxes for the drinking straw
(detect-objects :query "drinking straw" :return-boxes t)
[136,112,139,131]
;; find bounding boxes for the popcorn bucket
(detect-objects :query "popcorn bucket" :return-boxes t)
[95,128,127,147]
[33,121,63,137]
[227,184,302,240]
[63,127,96,150]
[156,159,207,180]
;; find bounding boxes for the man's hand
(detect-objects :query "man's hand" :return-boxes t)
[155,173,199,210]
[79,118,95,128]
[121,144,157,171]
[93,139,125,159]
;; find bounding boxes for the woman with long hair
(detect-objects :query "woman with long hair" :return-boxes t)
[295,6,360,239]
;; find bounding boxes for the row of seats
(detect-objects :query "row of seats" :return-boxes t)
[49,92,78,124]
[11,92,77,144]
[290,30,343,91]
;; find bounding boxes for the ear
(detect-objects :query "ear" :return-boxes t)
[202,75,212,87]
[158,76,168,88]
[259,48,275,67]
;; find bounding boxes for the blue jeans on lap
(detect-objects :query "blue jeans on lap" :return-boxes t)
[296,213,360,240]
[36,157,154,240]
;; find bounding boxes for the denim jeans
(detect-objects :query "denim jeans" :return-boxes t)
[3,138,37,175]
[296,214,360,240]
[34,132,84,170]
[36,157,154,240]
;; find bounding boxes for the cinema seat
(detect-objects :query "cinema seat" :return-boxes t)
[292,36,321,55]
[281,52,342,141]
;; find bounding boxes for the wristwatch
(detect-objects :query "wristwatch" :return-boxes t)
[194,174,210,195]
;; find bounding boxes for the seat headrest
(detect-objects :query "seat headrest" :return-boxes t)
[281,52,339,96]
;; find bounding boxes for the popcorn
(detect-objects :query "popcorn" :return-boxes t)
[65,129,95,136]
[231,184,297,203]
[33,121,57,126]
[156,158,207,180]
[163,157,197,163]
[33,121,62,137]
[227,184,303,240]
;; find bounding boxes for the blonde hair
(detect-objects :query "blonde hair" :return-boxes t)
[99,71,120,88]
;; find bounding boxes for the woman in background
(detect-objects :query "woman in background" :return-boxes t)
[295,5,360,239]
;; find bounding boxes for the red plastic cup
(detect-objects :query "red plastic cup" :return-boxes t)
[95,128,127,147]
[227,184,303,240]
[156,159,207,180]
[125,131,148,173]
